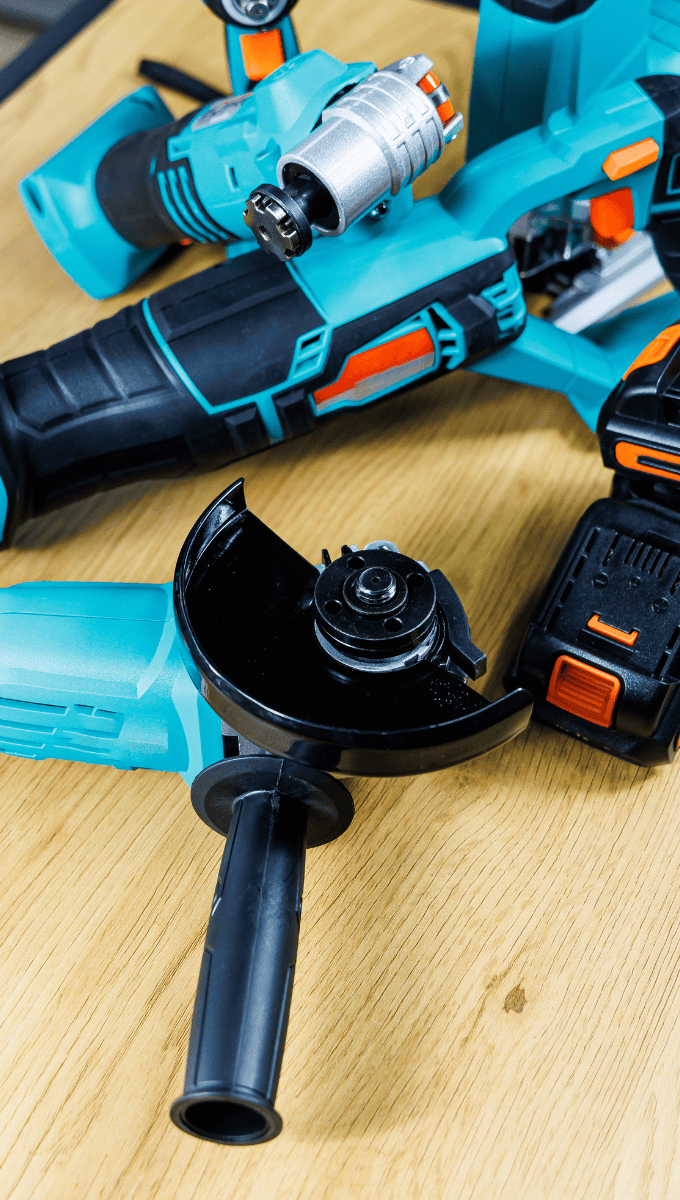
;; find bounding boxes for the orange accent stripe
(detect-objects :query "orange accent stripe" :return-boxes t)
[622,324,680,379]
[587,614,639,647]
[417,71,440,95]
[546,655,621,728]
[239,29,284,82]
[602,138,660,182]
[590,188,634,250]
[436,98,455,123]
[313,328,435,407]
[417,71,453,123]
[615,441,680,482]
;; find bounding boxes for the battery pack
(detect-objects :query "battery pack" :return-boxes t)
[506,495,680,765]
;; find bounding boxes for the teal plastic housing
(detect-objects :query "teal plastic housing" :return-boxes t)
[19,88,175,299]
[0,581,224,783]
[468,290,680,431]
[172,51,373,246]
[467,0,680,161]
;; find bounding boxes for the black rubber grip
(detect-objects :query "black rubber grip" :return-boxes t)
[94,111,197,248]
[171,790,306,1144]
[0,254,318,545]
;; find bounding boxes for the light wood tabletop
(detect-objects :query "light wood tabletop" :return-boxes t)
[0,2,677,1198]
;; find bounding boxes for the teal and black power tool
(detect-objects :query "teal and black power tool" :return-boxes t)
[12,15,680,552]
[0,478,532,1143]
[19,50,380,298]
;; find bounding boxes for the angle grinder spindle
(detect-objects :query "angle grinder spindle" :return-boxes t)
[314,542,442,671]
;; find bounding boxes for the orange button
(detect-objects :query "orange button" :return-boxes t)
[615,441,680,482]
[586,614,638,647]
[590,188,634,250]
[622,323,680,379]
[546,655,621,727]
[436,98,455,123]
[239,29,285,83]
[602,138,659,182]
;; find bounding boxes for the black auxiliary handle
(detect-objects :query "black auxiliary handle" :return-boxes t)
[171,756,353,1145]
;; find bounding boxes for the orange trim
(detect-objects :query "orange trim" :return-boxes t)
[417,70,454,124]
[417,71,440,95]
[622,324,680,379]
[546,655,621,728]
[313,328,435,407]
[602,138,660,182]
[239,29,284,82]
[590,188,634,250]
[614,441,680,482]
[586,614,639,647]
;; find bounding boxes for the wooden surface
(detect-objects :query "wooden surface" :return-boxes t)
[0,3,676,1198]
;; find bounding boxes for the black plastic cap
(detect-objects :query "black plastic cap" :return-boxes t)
[171,1090,282,1145]
[243,184,313,261]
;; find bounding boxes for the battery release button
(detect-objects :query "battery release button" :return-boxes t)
[546,655,621,727]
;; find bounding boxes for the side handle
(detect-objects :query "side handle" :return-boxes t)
[171,787,306,1144]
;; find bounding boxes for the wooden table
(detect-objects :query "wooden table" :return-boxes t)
[0,3,676,1197]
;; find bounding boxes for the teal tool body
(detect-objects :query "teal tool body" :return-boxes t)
[0,579,223,781]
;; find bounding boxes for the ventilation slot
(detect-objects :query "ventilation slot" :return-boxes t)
[657,626,680,678]
[602,533,620,566]
[584,528,600,555]
[290,326,330,379]
[545,528,601,627]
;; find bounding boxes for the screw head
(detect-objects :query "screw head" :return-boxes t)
[653,597,669,613]
[368,201,389,221]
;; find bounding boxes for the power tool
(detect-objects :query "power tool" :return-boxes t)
[206,0,299,96]
[0,478,532,1142]
[10,41,680,547]
[7,5,680,554]
[19,50,460,296]
[507,322,680,766]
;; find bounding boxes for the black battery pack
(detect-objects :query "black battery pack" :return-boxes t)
[506,495,680,765]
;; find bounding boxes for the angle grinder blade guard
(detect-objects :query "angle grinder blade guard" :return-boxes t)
[169,479,532,1145]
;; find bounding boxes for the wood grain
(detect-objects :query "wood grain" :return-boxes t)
[0,3,675,1199]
